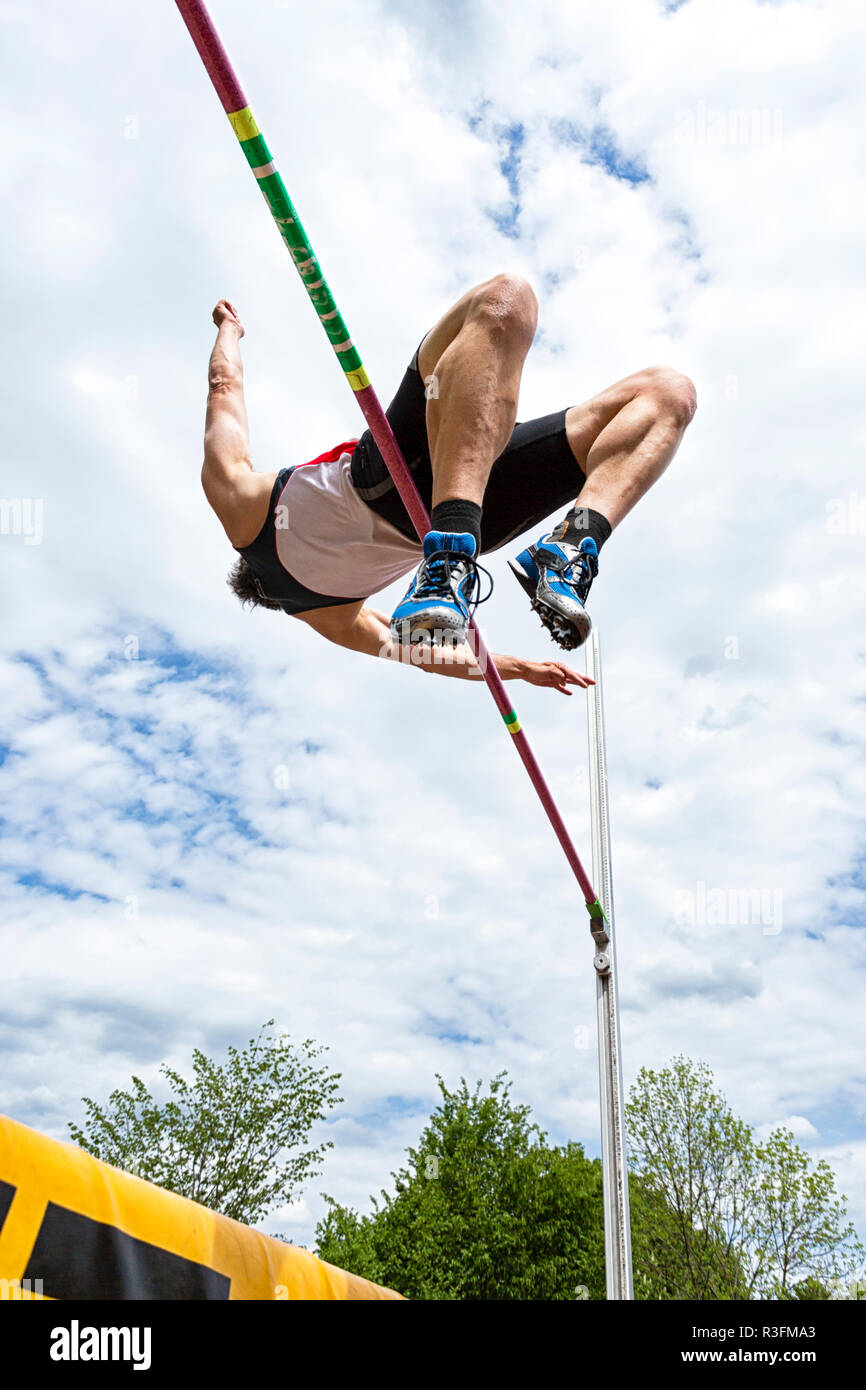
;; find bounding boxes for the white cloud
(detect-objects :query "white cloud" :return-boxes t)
[754,1115,820,1143]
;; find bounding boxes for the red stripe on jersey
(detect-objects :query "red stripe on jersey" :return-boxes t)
[295,439,359,469]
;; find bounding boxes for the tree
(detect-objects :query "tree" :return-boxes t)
[753,1127,864,1299]
[315,1074,606,1299]
[69,1021,341,1226]
[626,1057,864,1299]
[628,1172,743,1300]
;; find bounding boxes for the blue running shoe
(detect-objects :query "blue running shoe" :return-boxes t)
[390,531,488,646]
[508,534,599,650]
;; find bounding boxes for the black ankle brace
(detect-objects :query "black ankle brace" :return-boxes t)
[552,506,611,553]
[431,499,482,554]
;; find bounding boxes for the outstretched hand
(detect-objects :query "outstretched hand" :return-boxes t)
[212,298,245,336]
[520,660,595,696]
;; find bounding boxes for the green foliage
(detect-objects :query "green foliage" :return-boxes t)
[68,1026,863,1303]
[791,1275,833,1300]
[628,1172,737,1300]
[68,1021,341,1226]
[315,1074,605,1300]
[626,1057,864,1300]
[753,1127,864,1300]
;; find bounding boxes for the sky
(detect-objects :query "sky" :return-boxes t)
[1,0,865,1261]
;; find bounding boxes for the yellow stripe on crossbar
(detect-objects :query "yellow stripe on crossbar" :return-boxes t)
[346,367,371,391]
[228,106,260,141]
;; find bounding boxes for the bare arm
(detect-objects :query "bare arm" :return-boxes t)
[201,300,274,547]
[295,602,594,695]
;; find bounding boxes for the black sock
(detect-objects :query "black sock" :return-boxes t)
[430,499,482,554]
[552,505,612,553]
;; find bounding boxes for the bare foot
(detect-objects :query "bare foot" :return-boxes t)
[212,298,245,337]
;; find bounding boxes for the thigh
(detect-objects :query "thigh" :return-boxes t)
[415,277,504,383]
[563,368,654,469]
[481,369,658,551]
[479,409,585,553]
[350,353,433,539]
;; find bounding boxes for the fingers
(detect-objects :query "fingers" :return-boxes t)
[520,658,597,695]
[212,299,242,327]
[553,664,594,688]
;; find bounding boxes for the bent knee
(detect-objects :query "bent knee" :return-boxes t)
[469,272,538,345]
[641,365,697,426]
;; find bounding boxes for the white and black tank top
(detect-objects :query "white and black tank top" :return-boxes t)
[236,441,421,615]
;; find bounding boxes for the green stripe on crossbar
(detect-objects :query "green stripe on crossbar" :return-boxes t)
[238,132,273,169]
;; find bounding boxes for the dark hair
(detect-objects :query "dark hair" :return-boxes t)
[227,556,282,611]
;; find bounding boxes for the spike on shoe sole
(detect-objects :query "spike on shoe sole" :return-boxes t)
[509,559,590,651]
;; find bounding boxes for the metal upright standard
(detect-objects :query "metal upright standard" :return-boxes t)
[585,630,633,1300]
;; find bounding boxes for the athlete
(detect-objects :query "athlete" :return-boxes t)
[201,276,695,694]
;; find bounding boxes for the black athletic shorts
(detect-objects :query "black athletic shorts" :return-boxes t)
[350,343,585,553]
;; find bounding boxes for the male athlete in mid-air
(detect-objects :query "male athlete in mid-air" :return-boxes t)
[201,275,695,694]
